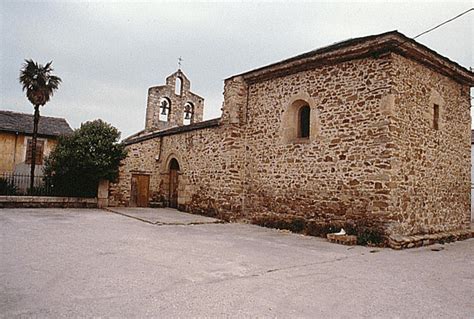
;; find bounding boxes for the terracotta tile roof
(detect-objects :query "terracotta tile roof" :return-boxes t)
[0,110,73,137]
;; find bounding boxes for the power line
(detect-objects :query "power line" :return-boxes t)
[394,8,473,50]
[412,8,473,40]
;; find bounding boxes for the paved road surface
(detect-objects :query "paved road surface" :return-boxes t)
[1,208,473,318]
[105,207,222,225]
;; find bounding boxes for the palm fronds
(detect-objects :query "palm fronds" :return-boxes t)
[19,59,62,106]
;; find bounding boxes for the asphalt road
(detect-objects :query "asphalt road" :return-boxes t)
[1,208,473,318]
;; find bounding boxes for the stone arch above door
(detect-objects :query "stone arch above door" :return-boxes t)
[160,153,187,209]
[161,153,185,173]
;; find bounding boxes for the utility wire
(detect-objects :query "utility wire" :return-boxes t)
[395,7,474,108]
[394,7,473,49]
[397,6,474,109]
[412,8,473,40]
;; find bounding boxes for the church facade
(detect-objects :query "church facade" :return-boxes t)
[109,31,474,247]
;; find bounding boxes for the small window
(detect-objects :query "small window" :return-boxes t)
[159,97,171,122]
[175,77,183,96]
[282,97,318,143]
[169,158,180,170]
[433,104,439,130]
[183,102,194,125]
[298,105,310,138]
[25,139,44,165]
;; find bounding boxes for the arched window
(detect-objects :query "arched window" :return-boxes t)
[169,158,180,170]
[183,102,194,125]
[298,105,310,138]
[175,77,182,96]
[159,97,171,122]
[281,95,318,143]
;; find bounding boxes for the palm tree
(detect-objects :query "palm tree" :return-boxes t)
[19,60,61,191]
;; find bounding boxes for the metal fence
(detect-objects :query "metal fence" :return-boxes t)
[0,172,53,196]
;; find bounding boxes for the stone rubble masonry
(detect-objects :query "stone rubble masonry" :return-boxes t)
[144,70,204,132]
[109,31,474,248]
[109,123,245,221]
[389,54,471,236]
[388,228,473,250]
[326,233,358,246]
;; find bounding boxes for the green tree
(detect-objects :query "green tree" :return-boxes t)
[19,60,61,190]
[43,120,127,197]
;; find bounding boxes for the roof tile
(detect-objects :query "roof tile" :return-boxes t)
[0,110,73,137]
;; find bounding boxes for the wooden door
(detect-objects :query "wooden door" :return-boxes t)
[130,174,150,207]
[169,169,178,208]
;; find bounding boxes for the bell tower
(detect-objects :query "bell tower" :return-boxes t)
[144,69,204,132]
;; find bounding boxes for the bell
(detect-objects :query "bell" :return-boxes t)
[184,111,191,120]
[161,107,167,115]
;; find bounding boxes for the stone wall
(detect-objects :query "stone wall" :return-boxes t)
[110,40,472,243]
[109,122,246,220]
[241,54,395,231]
[471,144,474,221]
[145,70,204,132]
[388,54,471,235]
[109,136,160,206]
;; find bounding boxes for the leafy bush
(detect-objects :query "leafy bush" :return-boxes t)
[27,184,53,196]
[252,215,307,233]
[0,178,17,195]
[44,119,127,197]
[305,221,343,237]
[343,220,386,246]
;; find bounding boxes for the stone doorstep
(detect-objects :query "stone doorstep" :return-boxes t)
[149,201,165,208]
[327,233,357,246]
[388,228,474,250]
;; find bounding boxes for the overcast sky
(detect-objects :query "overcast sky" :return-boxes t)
[1,1,472,139]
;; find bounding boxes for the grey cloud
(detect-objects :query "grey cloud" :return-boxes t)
[1,1,472,139]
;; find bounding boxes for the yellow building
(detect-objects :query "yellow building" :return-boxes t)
[0,110,73,176]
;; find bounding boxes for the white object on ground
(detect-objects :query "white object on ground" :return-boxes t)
[334,228,346,236]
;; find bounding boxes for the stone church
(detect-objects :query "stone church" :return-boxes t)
[109,31,474,247]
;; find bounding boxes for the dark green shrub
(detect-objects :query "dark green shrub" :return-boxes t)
[0,178,17,195]
[27,184,53,196]
[290,217,306,233]
[251,214,387,246]
[305,222,342,237]
[353,228,385,246]
[44,120,127,197]
[251,214,307,233]
[343,220,386,246]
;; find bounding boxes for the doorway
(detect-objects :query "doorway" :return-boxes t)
[169,159,180,208]
[130,174,150,207]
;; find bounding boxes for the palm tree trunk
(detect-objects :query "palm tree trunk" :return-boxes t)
[29,105,40,191]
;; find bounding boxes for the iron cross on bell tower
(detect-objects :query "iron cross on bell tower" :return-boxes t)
[177,56,183,70]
